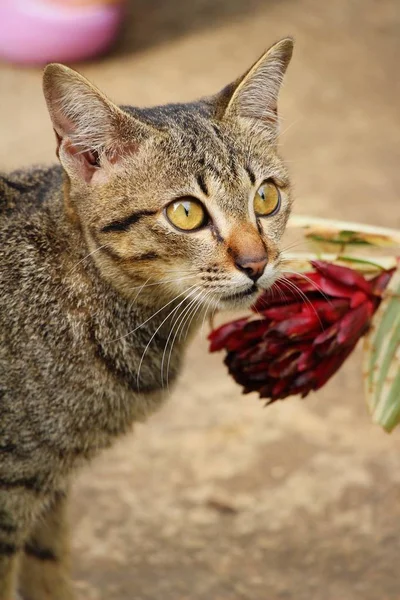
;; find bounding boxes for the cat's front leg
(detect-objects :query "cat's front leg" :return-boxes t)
[0,488,46,600]
[19,488,74,600]
[0,551,19,600]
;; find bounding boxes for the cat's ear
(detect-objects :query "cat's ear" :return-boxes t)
[43,64,154,183]
[214,38,293,139]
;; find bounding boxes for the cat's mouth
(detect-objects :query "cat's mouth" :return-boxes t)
[219,284,258,302]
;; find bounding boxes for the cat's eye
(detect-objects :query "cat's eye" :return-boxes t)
[253,181,281,217]
[165,198,208,232]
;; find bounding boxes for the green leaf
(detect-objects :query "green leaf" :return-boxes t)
[364,267,400,432]
[308,233,372,246]
[337,256,386,270]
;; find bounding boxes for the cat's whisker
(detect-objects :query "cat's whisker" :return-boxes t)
[270,280,287,304]
[210,298,219,329]
[106,284,199,344]
[280,238,311,254]
[165,290,208,392]
[170,287,216,391]
[179,289,209,342]
[276,275,312,310]
[159,291,198,387]
[129,276,152,309]
[68,244,109,274]
[178,292,207,350]
[279,117,303,138]
[282,269,333,305]
[161,288,205,389]
[165,288,208,391]
[136,286,201,391]
[139,289,202,391]
[277,275,324,330]
[200,290,217,334]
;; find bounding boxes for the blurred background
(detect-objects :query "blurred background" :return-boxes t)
[1,0,400,598]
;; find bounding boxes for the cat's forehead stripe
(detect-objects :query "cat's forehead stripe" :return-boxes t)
[196,173,209,197]
[245,166,256,186]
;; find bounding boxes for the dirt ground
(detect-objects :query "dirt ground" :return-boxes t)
[1,0,400,598]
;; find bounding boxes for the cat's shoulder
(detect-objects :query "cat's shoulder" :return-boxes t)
[0,165,62,216]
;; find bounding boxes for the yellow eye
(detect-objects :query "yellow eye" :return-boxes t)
[166,198,208,231]
[253,181,280,216]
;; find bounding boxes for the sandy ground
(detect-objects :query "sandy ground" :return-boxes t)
[1,0,400,598]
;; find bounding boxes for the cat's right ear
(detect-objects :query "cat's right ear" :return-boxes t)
[43,64,154,183]
[212,38,294,141]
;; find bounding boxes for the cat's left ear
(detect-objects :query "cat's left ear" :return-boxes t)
[43,64,157,183]
[214,38,294,139]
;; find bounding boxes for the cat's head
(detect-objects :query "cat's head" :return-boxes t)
[43,38,294,311]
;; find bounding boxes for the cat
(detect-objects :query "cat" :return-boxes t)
[0,38,293,599]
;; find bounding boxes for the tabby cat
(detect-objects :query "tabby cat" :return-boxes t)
[0,38,293,599]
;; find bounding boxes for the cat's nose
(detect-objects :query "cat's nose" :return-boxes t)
[235,255,268,282]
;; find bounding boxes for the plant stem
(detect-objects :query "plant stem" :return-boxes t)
[288,215,400,248]
[282,253,398,274]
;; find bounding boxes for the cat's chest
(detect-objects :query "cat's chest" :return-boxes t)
[73,319,185,433]
[88,297,193,391]
[44,295,193,455]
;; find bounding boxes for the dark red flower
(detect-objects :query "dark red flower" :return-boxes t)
[209,261,394,404]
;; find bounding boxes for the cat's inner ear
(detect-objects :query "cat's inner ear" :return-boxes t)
[215,38,294,137]
[42,64,153,182]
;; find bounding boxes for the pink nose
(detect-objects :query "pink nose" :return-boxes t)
[235,255,268,281]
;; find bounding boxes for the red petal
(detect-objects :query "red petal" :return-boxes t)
[313,302,371,353]
[270,379,291,400]
[311,260,372,294]
[268,349,302,378]
[280,372,316,399]
[314,323,338,346]
[224,319,272,352]
[337,302,372,345]
[297,349,317,371]
[208,317,249,351]
[240,338,289,361]
[269,313,322,337]
[258,302,304,320]
[313,342,357,390]
[310,298,350,323]
[311,275,360,300]
[370,268,395,296]
[243,361,271,375]
[350,291,368,308]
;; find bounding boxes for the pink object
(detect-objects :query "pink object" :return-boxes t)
[0,0,125,65]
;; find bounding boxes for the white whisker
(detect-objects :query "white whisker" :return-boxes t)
[106,284,198,344]
[137,286,200,391]
[165,289,206,390]
[277,275,324,331]
[282,269,333,305]
[161,289,202,391]
[69,244,109,274]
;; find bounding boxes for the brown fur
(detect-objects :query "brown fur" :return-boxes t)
[0,38,293,598]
